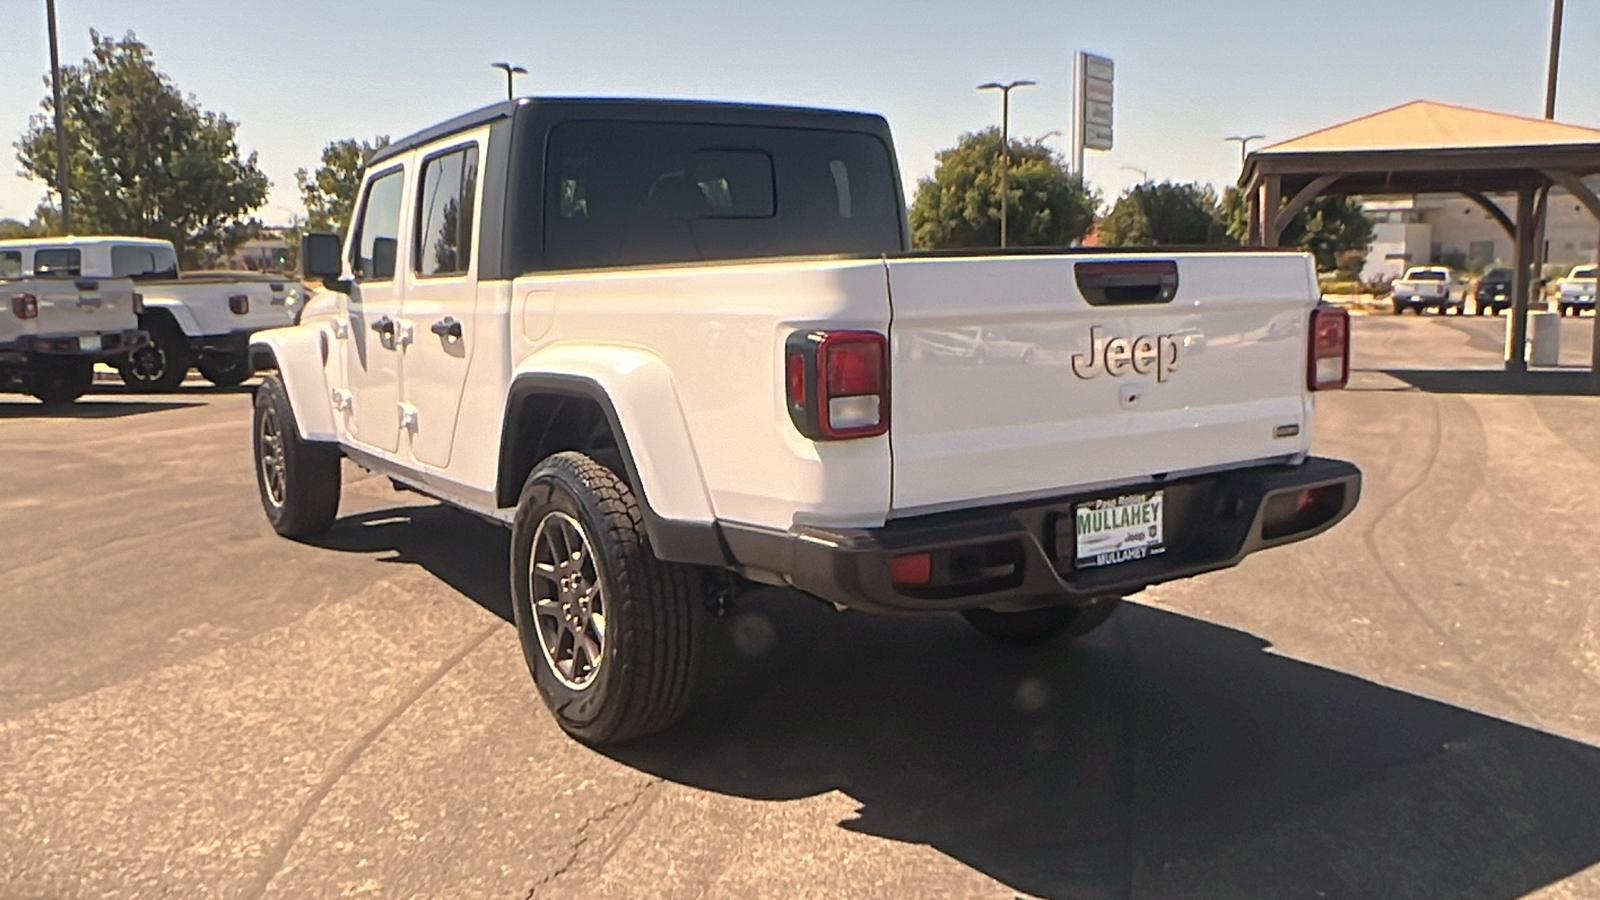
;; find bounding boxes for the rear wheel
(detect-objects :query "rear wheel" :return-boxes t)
[961,597,1122,647]
[28,357,93,405]
[198,351,252,389]
[510,452,704,745]
[118,319,191,392]
[252,373,342,538]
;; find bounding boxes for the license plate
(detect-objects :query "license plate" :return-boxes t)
[1075,490,1165,568]
[78,334,102,352]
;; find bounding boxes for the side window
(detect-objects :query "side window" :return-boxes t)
[111,245,179,280]
[34,248,82,277]
[415,144,479,277]
[0,251,21,278]
[351,167,405,281]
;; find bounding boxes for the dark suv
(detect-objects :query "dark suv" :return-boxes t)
[1474,267,1513,315]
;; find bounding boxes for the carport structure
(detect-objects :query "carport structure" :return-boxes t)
[1240,100,1600,375]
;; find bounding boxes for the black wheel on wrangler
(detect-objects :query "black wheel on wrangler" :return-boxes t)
[118,319,192,392]
[252,373,341,538]
[961,597,1122,647]
[198,352,252,389]
[28,357,94,405]
[510,451,703,745]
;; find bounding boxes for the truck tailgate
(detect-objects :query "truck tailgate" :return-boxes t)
[885,252,1318,515]
[32,278,138,336]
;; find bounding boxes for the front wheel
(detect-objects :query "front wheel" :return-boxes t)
[28,357,93,405]
[253,374,342,538]
[510,452,704,746]
[198,352,252,389]
[961,597,1123,647]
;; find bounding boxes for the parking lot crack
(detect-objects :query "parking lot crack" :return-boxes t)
[243,621,501,900]
[524,775,664,898]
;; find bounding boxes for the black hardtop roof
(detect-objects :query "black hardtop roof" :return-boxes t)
[368,96,892,167]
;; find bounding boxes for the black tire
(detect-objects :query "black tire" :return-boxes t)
[510,451,704,746]
[28,357,93,405]
[118,318,192,392]
[1391,300,1405,315]
[252,373,341,539]
[198,352,252,389]
[961,597,1122,647]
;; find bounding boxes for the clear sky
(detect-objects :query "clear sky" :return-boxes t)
[4,0,1597,225]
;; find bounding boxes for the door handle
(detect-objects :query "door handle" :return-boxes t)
[371,315,395,337]
[430,316,463,339]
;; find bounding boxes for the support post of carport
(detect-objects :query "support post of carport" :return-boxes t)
[1509,187,1537,372]
[1258,176,1283,247]
[1540,168,1600,391]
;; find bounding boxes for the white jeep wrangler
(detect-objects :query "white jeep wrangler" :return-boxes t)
[252,97,1362,744]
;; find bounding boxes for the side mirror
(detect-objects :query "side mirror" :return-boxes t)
[371,237,398,280]
[301,232,344,280]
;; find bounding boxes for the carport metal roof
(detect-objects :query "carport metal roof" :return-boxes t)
[1240,100,1600,377]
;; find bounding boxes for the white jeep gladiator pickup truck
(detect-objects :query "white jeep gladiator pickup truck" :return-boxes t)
[252,97,1362,744]
[0,236,298,390]
[1390,265,1459,315]
[1555,264,1597,316]
[0,269,142,404]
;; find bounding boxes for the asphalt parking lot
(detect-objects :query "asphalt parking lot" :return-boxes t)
[3,314,1599,899]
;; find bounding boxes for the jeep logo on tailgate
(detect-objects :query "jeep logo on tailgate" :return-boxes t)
[1071,326,1182,381]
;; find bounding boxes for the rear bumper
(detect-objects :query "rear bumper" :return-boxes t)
[722,456,1362,613]
[0,329,147,363]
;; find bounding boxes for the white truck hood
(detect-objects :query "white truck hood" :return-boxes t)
[884,252,1319,516]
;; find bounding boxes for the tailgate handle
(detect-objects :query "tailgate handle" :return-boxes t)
[1074,260,1179,306]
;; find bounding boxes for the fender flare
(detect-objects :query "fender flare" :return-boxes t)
[499,346,724,566]
[249,326,338,442]
[137,297,203,338]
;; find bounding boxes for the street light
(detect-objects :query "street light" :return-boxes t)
[45,0,70,233]
[1225,134,1266,169]
[491,61,528,101]
[978,80,1036,249]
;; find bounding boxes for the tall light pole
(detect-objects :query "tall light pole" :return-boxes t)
[1225,134,1266,170]
[491,61,527,101]
[978,80,1035,249]
[46,0,71,233]
[1545,0,1564,119]
[1120,165,1149,185]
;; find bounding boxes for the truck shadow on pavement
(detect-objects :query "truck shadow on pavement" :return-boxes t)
[305,503,1600,900]
[0,399,202,419]
[1378,368,1597,395]
[615,589,1600,900]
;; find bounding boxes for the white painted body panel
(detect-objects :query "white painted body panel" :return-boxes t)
[0,277,138,344]
[252,323,339,441]
[884,253,1319,515]
[500,261,893,529]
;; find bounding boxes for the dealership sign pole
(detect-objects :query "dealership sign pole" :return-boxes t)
[1072,52,1114,177]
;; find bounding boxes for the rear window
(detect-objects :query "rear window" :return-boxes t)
[542,121,902,269]
[111,244,179,280]
[1573,267,1597,279]
[1405,269,1447,281]
[33,248,81,277]
[0,251,20,278]
[1485,268,1512,280]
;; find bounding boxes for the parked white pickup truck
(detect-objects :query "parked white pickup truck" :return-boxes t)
[0,236,298,390]
[1391,266,1460,314]
[0,271,143,404]
[251,97,1361,744]
[1555,264,1596,316]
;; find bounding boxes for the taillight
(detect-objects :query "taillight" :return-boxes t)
[1308,305,1349,390]
[785,330,889,439]
[11,293,38,320]
[132,292,145,314]
[228,293,250,315]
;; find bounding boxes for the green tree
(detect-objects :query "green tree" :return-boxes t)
[14,30,270,267]
[295,136,390,237]
[0,218,38,239]
[910,128,1099,249]
[1098,181,1233,246]
[1221,187,1375,273]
